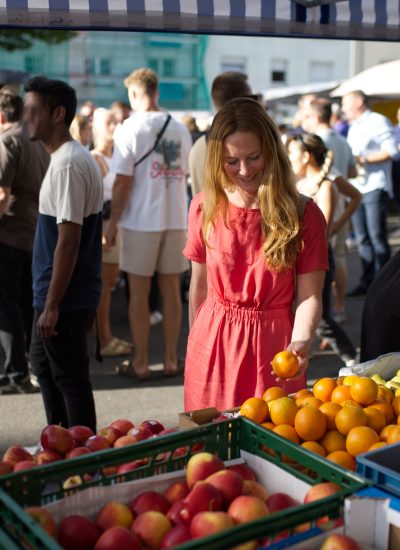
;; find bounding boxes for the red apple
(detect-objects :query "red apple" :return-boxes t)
[228,495,269,524]
[13,461,37,472]
[68,426,94,446]
[59,514,101,549]
[95,526,141,550]
[321,534,362,550]
[130,491,170,516]
[117,459,148,475]
[25,506,57,537]
[3,446,33,468]
[97,427,123,447]
[243,480,269,500]
[158,427,179,436]
[227,464,257,482]
[190,511,234,539]
[139,420,165,435]
[66,447,92,459]
[185,452,225,489]
[132,511,172,550]
[160,524,191,548]
[304,482,341,504]
[41,425,74,455]
[206,469,244,506]
[109,419,134,435]
[35,449,63,464]
[85,435,110,452]
[163,480,190,505]
[113,436,138,448]
[266,492,299,513]
[180,482,223,522]
[126,426,153,442]
[172,446,189,459]
[96,501,133,530]
[167,500,188,526]
[0,461,13,476]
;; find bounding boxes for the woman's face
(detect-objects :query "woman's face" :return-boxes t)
[223,131,265,196]
[103,113,117,142]
[80,123,92,146]
[287,140,307,178]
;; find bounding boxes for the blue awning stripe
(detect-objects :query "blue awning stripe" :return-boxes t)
[0,0,399,41]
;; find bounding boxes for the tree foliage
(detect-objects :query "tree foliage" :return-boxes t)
[0,30,76,52]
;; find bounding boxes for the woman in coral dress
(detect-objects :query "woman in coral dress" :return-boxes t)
[183,99,328,411]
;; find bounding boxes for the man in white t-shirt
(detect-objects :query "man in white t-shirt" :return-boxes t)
[107,68,191,380]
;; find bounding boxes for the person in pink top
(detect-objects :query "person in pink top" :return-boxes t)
[183,98,329,411]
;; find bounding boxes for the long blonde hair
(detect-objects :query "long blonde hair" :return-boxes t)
[203,98,303,272]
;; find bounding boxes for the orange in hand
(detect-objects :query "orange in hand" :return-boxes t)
[271,351,299,379]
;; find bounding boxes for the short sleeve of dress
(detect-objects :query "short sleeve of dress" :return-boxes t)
[183,192,206,263]
[296,199,329,274]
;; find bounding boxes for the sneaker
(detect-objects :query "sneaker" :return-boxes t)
[332,309,347,323]
[13,377,40,394]
[150,310,163,326]
[29,372,40,388]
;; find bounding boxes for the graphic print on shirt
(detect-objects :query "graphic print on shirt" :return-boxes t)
[150,138,185,184]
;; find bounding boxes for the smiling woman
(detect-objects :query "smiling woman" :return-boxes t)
[183,98,329,411]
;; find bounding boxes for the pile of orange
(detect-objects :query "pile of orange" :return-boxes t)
[239,374,400,471]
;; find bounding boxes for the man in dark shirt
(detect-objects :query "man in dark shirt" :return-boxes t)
[0,89,49,394]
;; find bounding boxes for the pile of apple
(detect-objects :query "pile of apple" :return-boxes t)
[24,451,345,549]
[0,418,183,477]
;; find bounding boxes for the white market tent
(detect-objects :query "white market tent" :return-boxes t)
[331,59,400,98]
[1,0,400,42]
[263,80,342,104]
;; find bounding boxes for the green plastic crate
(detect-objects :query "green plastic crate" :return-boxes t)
[0,418,368,550]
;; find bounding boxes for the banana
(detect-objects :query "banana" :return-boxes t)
[390,376,400,384]
[386,381,400,390]
[371,374,387,385]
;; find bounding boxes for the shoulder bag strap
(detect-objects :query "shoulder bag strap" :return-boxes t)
[134,114,172,168]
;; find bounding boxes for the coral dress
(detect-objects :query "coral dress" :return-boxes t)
[183,193,328,411]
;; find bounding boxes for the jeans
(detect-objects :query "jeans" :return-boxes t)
[30,309,97,431]
[352,188,391,288]
[317,246,357,363]
[0,242,33,382]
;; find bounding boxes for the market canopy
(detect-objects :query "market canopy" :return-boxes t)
[331,59,400,99]
[1,0,400,41]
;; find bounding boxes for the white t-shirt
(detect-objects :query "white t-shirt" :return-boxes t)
[111,111,192,231]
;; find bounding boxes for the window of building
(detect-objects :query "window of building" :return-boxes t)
[148,59,158,73]
[163,59,175,77]
[24,56,43,74]
[220,57,246,73]
[85,57,95,75]
[100,59,111,75]
[271,59,287,85]
[309,61,333,83]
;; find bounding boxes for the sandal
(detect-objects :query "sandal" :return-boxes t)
[101,337,132,357]
[116,360,151,381]
[114,337,134,349]
[163,358,185,378]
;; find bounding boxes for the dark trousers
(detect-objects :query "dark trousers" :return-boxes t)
[352,189,391,288]
[317,246,357,363]
[30,309,97,431]
[0,242,33,381]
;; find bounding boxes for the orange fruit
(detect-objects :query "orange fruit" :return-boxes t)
[326,450,356,471]
[350,377,378,406]
[387,426,400,445]
[313,378,337,403]
[398,415,400,425]
[336,376,346,385]
[262,386,288,403]
[378,386,394,404]
[369,399,394,423]
[273,424,300,444]
[331,385,352,404]
[363,407,386,433]
[392,396,400,417]
[319,402,342,430]
[301,441,326,457]
[296,396,323,409]
[319,430,346,454]
[294,406,327,441]
[342,374,359,386]
[369,442,387,451]
[271,351,299,379]
[240,397,269,424]
[335,406,368,436]
[261,421,275,430]
[292,388,313,401]
[340,400,362,409]
[380,424,398,442]
[269,397,298,426]
[346,426,379,457]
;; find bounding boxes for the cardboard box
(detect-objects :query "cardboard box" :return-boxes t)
[178,407,240,429]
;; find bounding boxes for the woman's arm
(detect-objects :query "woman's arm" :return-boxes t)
[189,261,207,329]
[331,176,362,234]
[315,179,335,234]
[281,270,325,381]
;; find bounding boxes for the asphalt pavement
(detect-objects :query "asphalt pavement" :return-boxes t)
[1,216,399,454]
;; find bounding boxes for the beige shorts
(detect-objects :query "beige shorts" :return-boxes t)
[333,226,347,269]
[102,219,120,264]
[120,229,189,276]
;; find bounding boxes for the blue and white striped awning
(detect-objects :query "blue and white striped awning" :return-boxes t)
[1,1,400,41]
